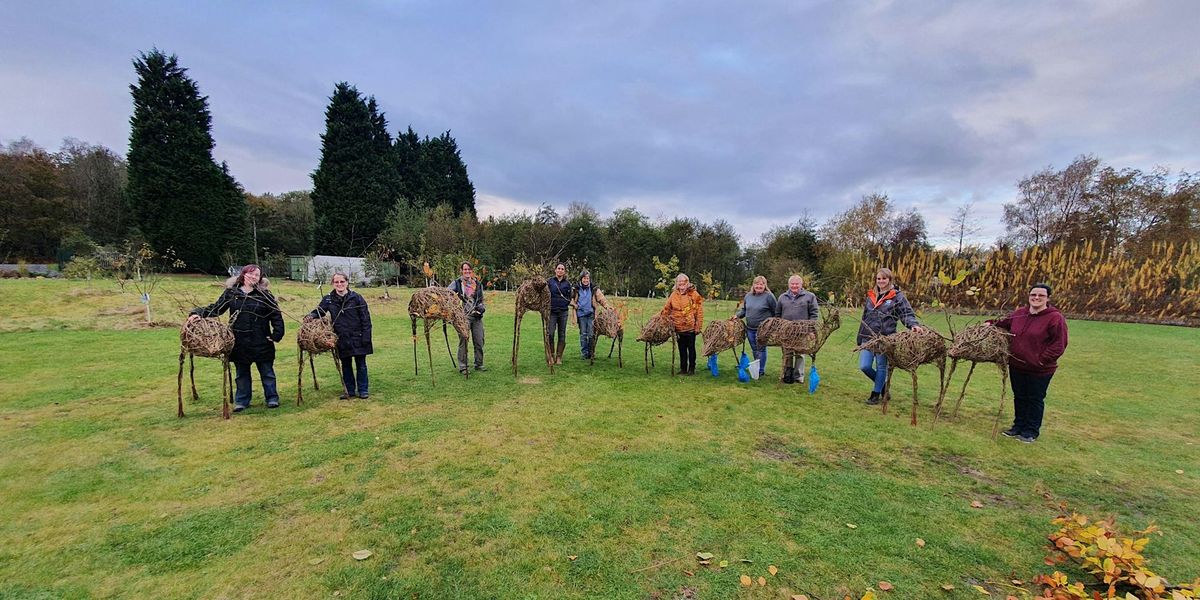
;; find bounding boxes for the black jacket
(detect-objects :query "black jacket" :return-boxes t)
[448,277,486,318]
[855,286,919,345]
[308,290,373,357]
[193,284,285,363]
[548,276,572,313]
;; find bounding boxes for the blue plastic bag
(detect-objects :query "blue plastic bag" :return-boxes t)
[707,354,719,377]
[736,352,751,383]
[808,366,820,393]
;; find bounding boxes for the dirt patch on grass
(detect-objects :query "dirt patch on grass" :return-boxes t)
[939,453,1002,486]
[518,376,542,385]
[97,306,144,316]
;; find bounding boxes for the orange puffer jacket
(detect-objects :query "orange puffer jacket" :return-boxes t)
[660,284,705,333]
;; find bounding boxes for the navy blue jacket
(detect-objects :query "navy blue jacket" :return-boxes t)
[308,290,373,357]
[856,286,919,344]
[193,284,285,363]
[548,276,572,313]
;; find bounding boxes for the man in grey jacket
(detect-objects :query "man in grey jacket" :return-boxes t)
[775,275,819,384]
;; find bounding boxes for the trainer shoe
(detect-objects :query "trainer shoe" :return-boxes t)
[358,393,369,399]
[266,400,280,409]
[1000,428,1020,438]
[232,403,249,412]
[1018,435,1037,444]
[474,365,487,372]
[865,392,882,406]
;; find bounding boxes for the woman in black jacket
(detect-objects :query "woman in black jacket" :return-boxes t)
[856,268,922,406]
[189,264,285,411]
[305,272,373,399]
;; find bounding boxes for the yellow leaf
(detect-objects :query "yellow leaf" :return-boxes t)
[941,584,955,591]
[878,581,893,591]
[970,500,984,509]
[1176,469,1184,474]
[758,576,766,586]
[568,555,577,561]
[972,584,988,595]
[916,538,926,548]
[862,591,877,600]
[846,523,858,529]
[768,565,779,576]
[352,550,372,560]
[739,574,752,587]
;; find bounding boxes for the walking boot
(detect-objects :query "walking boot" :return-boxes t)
[782,366,795,385]
[865,391,882,405]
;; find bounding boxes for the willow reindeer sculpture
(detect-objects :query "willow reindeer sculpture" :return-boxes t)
[296,314,349,404]
[755,307,842,385]
[177,317,235,419]
[636,313,677,374]
[701,315,746,369]
[512,277,554,376]
[588,290,624,367]
[854,327,948,425]
[933,322,1013,437]
[408,287,471,385]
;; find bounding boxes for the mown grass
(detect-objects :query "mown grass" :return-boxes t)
[0,277,1196,599]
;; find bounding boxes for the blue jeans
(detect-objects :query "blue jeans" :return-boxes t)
[858,350,889,393]
[340,355,369,396]
[578,314,594,358]
[746,328,767,376]
[234,361,278,407]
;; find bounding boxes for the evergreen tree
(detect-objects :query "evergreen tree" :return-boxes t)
[392,126,423,206]
[311,83,394,255]
[413,131,476,216]
[126,49,247,272]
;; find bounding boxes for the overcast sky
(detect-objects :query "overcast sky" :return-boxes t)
[2,1,1197,247]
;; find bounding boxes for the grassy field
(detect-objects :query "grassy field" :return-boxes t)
[0,276,1197,600]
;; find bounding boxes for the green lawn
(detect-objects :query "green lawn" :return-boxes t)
[0,277,1196,599]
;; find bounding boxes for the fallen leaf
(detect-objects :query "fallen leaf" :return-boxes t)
[308,557,325,565]
[757,576,766,586]
[333,592,341,597]
[1176,469,1184,474]
[972,584,989,595]
[878,581,894,591]
[1007,596,1019,600]
[696,552,714,561]
[916,538,926,548]
[684,570,694,577]
[768,565,779,576]
[862,591,877,600]
[719,560,729,568]
[970,500,984,509]
[791,596,809,600]
[1010,579,1023,585]
[941,584,955,591]
[740,574,752,587]
[568,555,577,561]
[846,523,858,529]
[351,550,372,560]
[739,558,753,563]
[698,560,710,566]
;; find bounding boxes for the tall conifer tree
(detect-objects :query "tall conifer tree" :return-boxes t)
[126,49,247,272]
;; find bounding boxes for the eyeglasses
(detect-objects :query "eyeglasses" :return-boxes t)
[1029,293,1048,297]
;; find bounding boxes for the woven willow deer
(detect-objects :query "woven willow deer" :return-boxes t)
[512,277,554,376]
[407,287,470,385]
[854,327,948,425]
[636,313,677,374]
[934,322,1013,437]
[296,314,350,404]
[755,307,842,385]
[177,317,235,419]
[588,291,624,367]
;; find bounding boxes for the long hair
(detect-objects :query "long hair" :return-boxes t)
[225,264,270,291]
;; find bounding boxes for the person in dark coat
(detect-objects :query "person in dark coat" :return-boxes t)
[448,262,486,372]
[189,264,285,412]
[990,283,1069,443]
[856,267,922,406]
[546,263,573,365]
[305,272,373,399]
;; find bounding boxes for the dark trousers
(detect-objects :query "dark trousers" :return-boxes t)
[234,360,278,407]
[677,332,697,372]
[457,316,485,370]
[340,355,368,396]
[1010,368,1053,438]
[547,310,569,349]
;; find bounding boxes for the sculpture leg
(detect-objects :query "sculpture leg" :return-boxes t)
[910,370,920,426]
[616,331,623,368]
[934,359,959,423]
[670,333,676,377]
[189,354,199,401]
[177,349,186,418]
[334,352,350,399]
[411,317,419,376]
[881,366,894,414]
[425,321,436,386]
[542,316,554,375]
[221,357,231,420]
[644,343,650,374]
[309,352,319,390]
[952,362,977,419]
[992,364,1009,439]
[443,321,456,370]
[297,348,305,405]
[512,313,521,376]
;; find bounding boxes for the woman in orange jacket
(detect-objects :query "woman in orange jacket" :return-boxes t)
[660,273,705,375]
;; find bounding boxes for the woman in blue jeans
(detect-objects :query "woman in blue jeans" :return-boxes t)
[856,268,921,405]
[189,265,285,412]
[305,272,373,399]
[737,275,777,378]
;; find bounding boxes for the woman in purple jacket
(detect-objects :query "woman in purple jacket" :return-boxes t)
[991,283,1069,443]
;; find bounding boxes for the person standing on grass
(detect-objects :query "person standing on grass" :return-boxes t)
[546,263,572,365]
[660,273,705,375]
[572,269,601,360]
[856,267,922,406]
[776,274,819,385]
[448,262,487,373]
[737,275,777,380]
[188,264,284,412]
[304,272,372,399]
[990,283,1068,444]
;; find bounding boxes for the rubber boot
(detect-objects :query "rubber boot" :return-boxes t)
[782,366,795,384]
